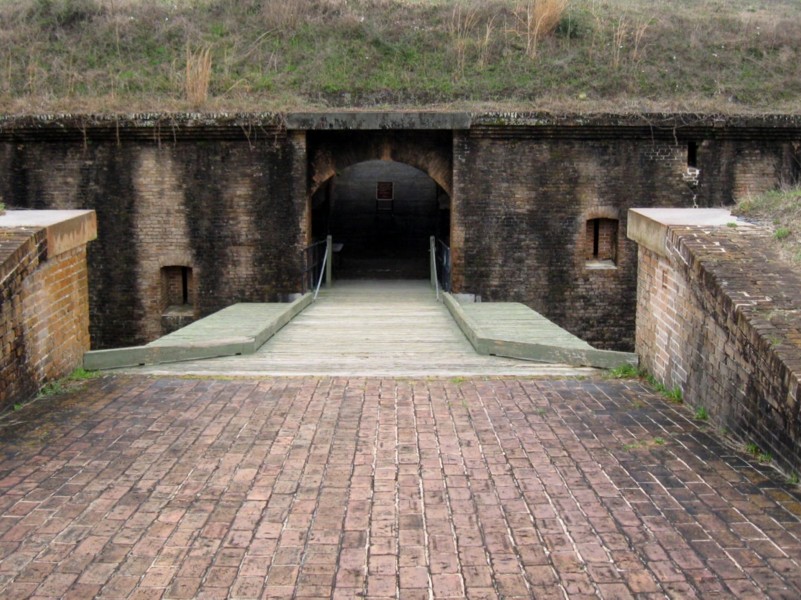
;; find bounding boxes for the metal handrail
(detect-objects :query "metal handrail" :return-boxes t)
[430,236,440,301]
[301,240,327,293]
[430,236,452,300]
[313,242,330,301]
[435,238,451,294]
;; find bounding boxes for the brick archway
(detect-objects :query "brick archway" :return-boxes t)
[307,130,453,199]
[306,131,453,279]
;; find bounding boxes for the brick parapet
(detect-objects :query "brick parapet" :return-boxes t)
[633,212,801,472]
[0,211,95,411]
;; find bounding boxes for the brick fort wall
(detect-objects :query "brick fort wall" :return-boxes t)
[1,114,798,350]
[0,117,306,349]
[451,117,799,351]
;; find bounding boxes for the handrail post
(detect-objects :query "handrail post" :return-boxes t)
[430,236,440,301]
[325,235,333,288]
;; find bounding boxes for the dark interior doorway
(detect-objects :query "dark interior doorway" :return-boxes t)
[311,160,450,279]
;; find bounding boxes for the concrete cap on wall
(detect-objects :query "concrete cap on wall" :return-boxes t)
[0,210,97,258]
[285,112,471,130]
[627,208,737,257]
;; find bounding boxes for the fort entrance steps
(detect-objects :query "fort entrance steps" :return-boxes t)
[126,280,597,377]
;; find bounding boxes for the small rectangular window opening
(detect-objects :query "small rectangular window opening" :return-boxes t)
[687,141,698,168]
[376,181,394,213]
[181,266,189,304]
[586,218,618,267]
[162,265,194,309]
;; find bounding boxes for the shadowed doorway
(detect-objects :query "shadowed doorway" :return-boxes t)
[311,160,450,279]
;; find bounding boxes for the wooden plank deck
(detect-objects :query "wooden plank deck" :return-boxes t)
[128,280,596,377]
[84,296,311,370]
[458,301,594,350]
[148,304,292,347]
[445,295,637,369]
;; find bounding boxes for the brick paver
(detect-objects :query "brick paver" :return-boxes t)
[0,375,800,599]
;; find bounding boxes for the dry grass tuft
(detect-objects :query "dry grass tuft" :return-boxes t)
[185,46,212,108]
[261,0,305,31]
[516,0,568,58]
[449,4,481,77]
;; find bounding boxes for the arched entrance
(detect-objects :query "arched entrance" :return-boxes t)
[311,160,450,279]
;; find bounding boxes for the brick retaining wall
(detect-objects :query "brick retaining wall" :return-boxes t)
[630,209,801,473]
[0,211,96,411]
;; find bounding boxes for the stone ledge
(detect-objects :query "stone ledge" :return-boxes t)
[285,112,472,130]
[0,210,97,258]
[627,208,738,257]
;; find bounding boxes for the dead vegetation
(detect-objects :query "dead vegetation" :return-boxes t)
[514,0,567,59]
[0,0,800,114]
[185,46,212,108]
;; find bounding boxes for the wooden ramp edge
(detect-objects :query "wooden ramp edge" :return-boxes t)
[443,293,637,370]
[83,294,313,370]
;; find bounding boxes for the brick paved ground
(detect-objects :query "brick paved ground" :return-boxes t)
[0,376,800,599]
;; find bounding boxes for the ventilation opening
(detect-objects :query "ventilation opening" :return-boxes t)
[162,266,193,308]
[687,141,698,168]
[586,218,618,268]
[161,266,196,334]
[376,181,394,213]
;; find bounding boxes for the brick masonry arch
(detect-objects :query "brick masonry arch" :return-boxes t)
[307,130,453,199]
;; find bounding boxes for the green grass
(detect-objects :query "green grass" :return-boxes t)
[774,227,791,240]
[745,442,773,464]
[68,367,98,381]
[734,185,801,264]
[38,380,64,397]
[623,436,668,451]
[1,0,800,113]
[644,373,683,404]
[606,363,641,379]
[694,406,709,421]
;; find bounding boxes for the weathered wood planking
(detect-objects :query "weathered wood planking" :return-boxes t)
[128,280,596,377]
[444,293,637,369]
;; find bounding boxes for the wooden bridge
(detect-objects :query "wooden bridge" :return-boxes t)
[112,280,628,377]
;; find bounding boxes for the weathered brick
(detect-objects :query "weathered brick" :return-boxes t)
[636,223,801,473]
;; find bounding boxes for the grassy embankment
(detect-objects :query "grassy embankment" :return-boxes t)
[0,0,799,114]
[734,185,801,265]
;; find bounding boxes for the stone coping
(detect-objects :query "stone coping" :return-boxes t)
[1,112,800,137]
[627,208,740,258]
[284,112,472,130]
[0,209,97,258]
